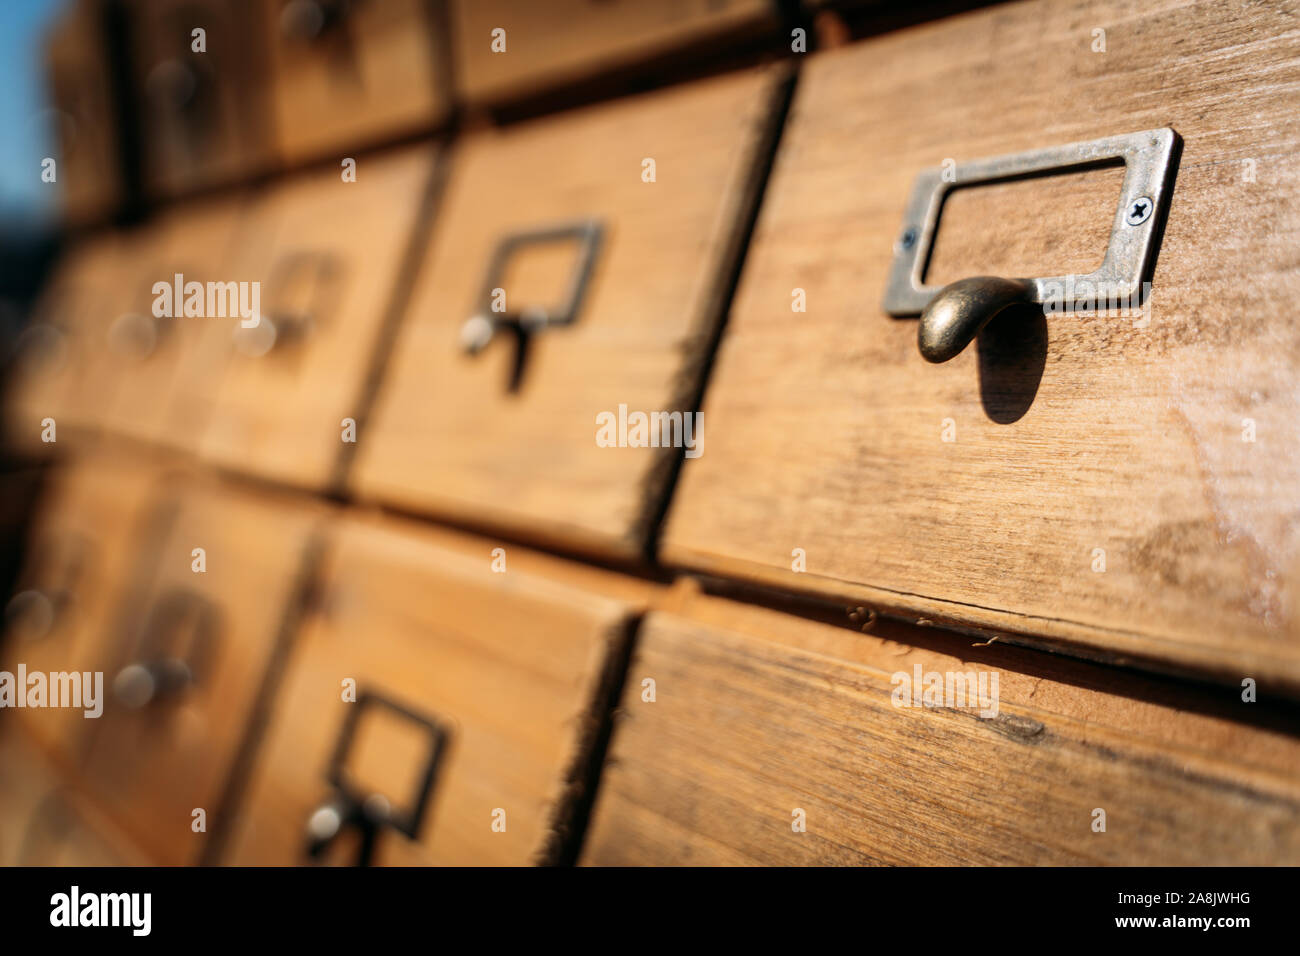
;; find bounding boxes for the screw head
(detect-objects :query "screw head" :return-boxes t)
[1125,196,1153,226]
[899,228,918,250]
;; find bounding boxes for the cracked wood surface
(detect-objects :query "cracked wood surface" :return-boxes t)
[664,0,1300,687]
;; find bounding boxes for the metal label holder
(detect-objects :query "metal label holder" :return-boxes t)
[881,129,1180,362]
[306,689,450,865]
[460,219,604,390]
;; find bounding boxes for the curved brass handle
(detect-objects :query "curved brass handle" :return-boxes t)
[113,589,219,709]
[305,691,449,865]
[461,220,604,392]
[882,129,1180,365]
[917,277,1033,363]
[112,658,194,709]
[145,59,198,111]
[238,251,342,357]
[4,531,91,643]
[232,312,312,357]
[280,0,355,41]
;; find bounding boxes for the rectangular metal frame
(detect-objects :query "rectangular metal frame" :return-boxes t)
[327,689,449,841]
[882,128,1179,315]
[474,219,605,328]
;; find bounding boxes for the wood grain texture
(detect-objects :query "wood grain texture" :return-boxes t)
[129,0,276,198]
[80,478,322,865]
[198,146,437,489]
[46,0,122,225]
[223,513,653,865]
[663,0,1300,686]
[924,164,1125,285]
[354,67,785,558]
[98,196,252,454]
[6,197,257,457]
[451,0,777,106]
[0,454,165,766]
[583,592,1300,865]
[264,0,451,165]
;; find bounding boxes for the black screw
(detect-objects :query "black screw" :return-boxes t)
[900,228,917,250]
[1125,197,1153,226]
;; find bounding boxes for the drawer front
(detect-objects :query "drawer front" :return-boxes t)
[354,67,786,558]
[129,0,275,198]
[46,0,122,224]
[264,0,451,164]
[4,235,138,452]
[664,0,1300,685]
[224,517,642,865]
[80,480,320,865]
[583,596,1300,865]
[10,208,244,454]
[97,197,250,453]
[197,146,437,489]
[1,456,163,764]
[452,0,778,107]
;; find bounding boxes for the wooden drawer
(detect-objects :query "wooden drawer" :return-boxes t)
[97,197,250,454]
[8,204,244,455]
[79,479,321,865]
[1,454,163,765]
[46,0,122,225]
[263,0,451,165]
[0,731,59,866]
[3,234,134,454]
[0,731,145,866]
[451,0,779,108]
[664,0,1300,687]
[583,593,1300,865]
[223,516,651,865]
[128,0,275,198]
[198,146,437,490]
[354,67,787,559]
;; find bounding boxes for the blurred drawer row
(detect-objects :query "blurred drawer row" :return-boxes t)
[50,0,782,218]
[1,452,654,865]
[9,144,436,489]
[11,66,786,550]
[3,453,1297,865]
[25,0,1300,693]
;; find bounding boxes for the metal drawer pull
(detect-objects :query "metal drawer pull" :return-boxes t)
[460,219,604,392]
[280,0,366,84]
[235,251,342,357]
[280,0,356,41]
[304,690,449,866]
[113,589,220,710]
[5,532,91,643]
[882,129,1180,363]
